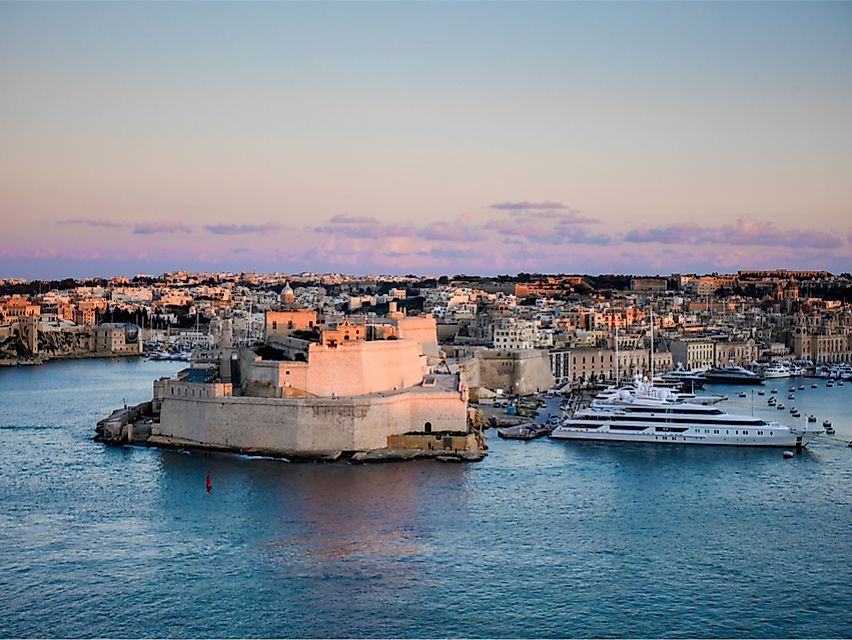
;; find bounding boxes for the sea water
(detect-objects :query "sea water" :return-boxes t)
[1,359,850,638]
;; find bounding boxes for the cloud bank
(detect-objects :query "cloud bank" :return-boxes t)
[204,223,283,235]
[624,216,843,249]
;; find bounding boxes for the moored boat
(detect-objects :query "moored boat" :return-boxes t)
[704,365,765,385]
[764,363,791,379]
[497,423,551,440]
[550,396,822,448]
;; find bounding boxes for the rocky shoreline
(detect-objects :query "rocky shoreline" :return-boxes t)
[1,352,143,367]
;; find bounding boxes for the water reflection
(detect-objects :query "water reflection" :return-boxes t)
[157,451,470,563]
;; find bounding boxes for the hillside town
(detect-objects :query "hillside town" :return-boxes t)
[2,269,850,390]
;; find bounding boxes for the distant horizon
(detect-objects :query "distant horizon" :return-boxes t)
[1,265,847,284]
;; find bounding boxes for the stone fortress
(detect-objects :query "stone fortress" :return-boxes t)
[99,289,485,462]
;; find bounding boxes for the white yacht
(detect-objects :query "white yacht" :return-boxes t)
[592,382,726,406]
[660,366,706,389]
[763,363,791,379]
[551,389,823,448]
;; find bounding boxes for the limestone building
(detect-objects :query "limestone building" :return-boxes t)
[133,308,477,458]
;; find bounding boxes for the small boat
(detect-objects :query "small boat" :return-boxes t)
[791,411,800,418]
[777,404,785,410]
[738,392,747,398]
[771,389,778,394]
[497,423,552,440]
[758,390,765,396]
[827,381,834,387]
[798,385,805,390]
[825,425,835,435]
[790,406,797,413]
[839,380,845,386]
[788,394,795,400]
[811,384,818,389]
[789,387,796,393]
[768,398,776,405]
[783,450,795,459]
[808,415,816,423]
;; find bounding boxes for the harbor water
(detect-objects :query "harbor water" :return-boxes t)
[1,359,850,638]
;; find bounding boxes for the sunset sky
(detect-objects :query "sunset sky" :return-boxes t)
[1,1,851,278]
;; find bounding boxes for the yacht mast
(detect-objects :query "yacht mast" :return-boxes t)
[615,325,620,386]
[650,307,655,385]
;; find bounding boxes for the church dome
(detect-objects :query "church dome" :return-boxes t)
[281,281,295,304]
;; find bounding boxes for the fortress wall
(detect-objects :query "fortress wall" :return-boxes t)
[239,349,281,397]
[303,340,426,397]
[475,349,554,396]
[394,316,440,357]
[242,339,426,398]
[157,388,466,453]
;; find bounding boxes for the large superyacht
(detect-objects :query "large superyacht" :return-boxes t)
[551,381,823,448]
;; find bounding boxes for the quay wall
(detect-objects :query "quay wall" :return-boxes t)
[157,388,466,453]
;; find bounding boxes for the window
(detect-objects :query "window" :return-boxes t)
[424,421,432,433]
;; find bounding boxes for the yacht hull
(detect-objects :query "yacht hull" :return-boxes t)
[549,428,819,447]
[703,375,765,385]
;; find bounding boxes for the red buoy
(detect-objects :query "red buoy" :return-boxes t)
[206,472,212,493]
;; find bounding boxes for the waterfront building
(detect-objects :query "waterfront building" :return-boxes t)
[549,347,668,386]
[792,310,852,364]
[670,338,715,370]
[713,337,757,367]
[93,323,143,356]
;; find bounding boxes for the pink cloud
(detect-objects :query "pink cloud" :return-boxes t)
[204,223,283,235]
[329,214,380,224]
[314,222,415,239]
[490,200,568,211]
[419,218,486,242]
[486,219,613,245]
[132,222,192,235]
[624,216,843,249]
[59,219,126,229]
[538,211,599,224]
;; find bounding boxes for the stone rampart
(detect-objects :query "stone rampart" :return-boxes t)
[156,386,466,453]
[471,349,554,396]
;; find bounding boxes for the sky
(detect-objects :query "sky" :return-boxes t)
[1,1,851,279]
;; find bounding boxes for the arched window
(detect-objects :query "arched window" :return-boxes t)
[424,422,432,433]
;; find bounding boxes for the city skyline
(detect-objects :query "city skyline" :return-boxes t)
[2,2,851,278]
